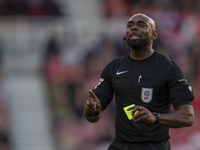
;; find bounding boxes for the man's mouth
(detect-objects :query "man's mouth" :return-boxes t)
[129,32,141,40]
[130,35,140,40]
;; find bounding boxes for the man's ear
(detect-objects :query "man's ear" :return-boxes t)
[152,30,158,40]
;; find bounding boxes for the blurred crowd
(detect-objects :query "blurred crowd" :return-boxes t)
[0,0,63,16]
[1,0,200,150]
[101,0,200,18]
[0,51,10,150]
[43,1,200,150]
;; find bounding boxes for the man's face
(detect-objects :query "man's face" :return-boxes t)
[126,15,155,50]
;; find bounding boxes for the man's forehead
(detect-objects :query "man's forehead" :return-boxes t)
[129,14,149,23]
[128,14,155,28]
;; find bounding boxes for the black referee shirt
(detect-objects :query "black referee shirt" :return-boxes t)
[93,51,194,142]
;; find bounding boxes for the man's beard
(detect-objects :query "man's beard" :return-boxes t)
[127,37,150,50]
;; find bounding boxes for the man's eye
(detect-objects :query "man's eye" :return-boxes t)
[138,24,146,28]
[127,24,133,28]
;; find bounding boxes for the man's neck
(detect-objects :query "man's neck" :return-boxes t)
[130,48,154,60]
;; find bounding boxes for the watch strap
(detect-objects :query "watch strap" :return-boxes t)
[153,112,160,124]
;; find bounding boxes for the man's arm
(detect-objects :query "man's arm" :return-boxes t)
[84,90,103,123]
[158,104,194,128]
[129,104,194,128]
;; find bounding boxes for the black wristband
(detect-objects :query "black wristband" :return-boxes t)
[153,112,160,124]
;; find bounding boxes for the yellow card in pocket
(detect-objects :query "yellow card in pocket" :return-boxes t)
[123,104,138,120]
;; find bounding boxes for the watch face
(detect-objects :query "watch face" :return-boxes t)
[153,112,157,115]
[153,112,160,124]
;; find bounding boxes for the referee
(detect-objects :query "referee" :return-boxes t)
[84,13,194,150]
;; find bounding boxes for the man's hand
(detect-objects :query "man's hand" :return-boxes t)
[127,105,156,123]
[85,90,101,113]
[84,90,102,123]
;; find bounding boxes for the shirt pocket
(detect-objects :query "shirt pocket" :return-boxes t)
[112,78,131,105]
[136,78,160,106]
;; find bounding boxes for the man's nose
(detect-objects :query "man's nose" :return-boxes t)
[131,24,138,30]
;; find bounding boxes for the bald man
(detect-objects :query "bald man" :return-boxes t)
[84,13,194,150]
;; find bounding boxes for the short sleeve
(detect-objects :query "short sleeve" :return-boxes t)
[168,62,194,108]
[93,63,114,109]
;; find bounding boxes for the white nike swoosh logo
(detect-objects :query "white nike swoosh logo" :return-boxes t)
[116,71,128,75]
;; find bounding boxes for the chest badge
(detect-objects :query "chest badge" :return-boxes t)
[141,88,153,103]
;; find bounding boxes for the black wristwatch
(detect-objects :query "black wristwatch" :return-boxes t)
[153,112,160,124]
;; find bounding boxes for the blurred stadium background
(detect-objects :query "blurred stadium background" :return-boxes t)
[0,0,200,150]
